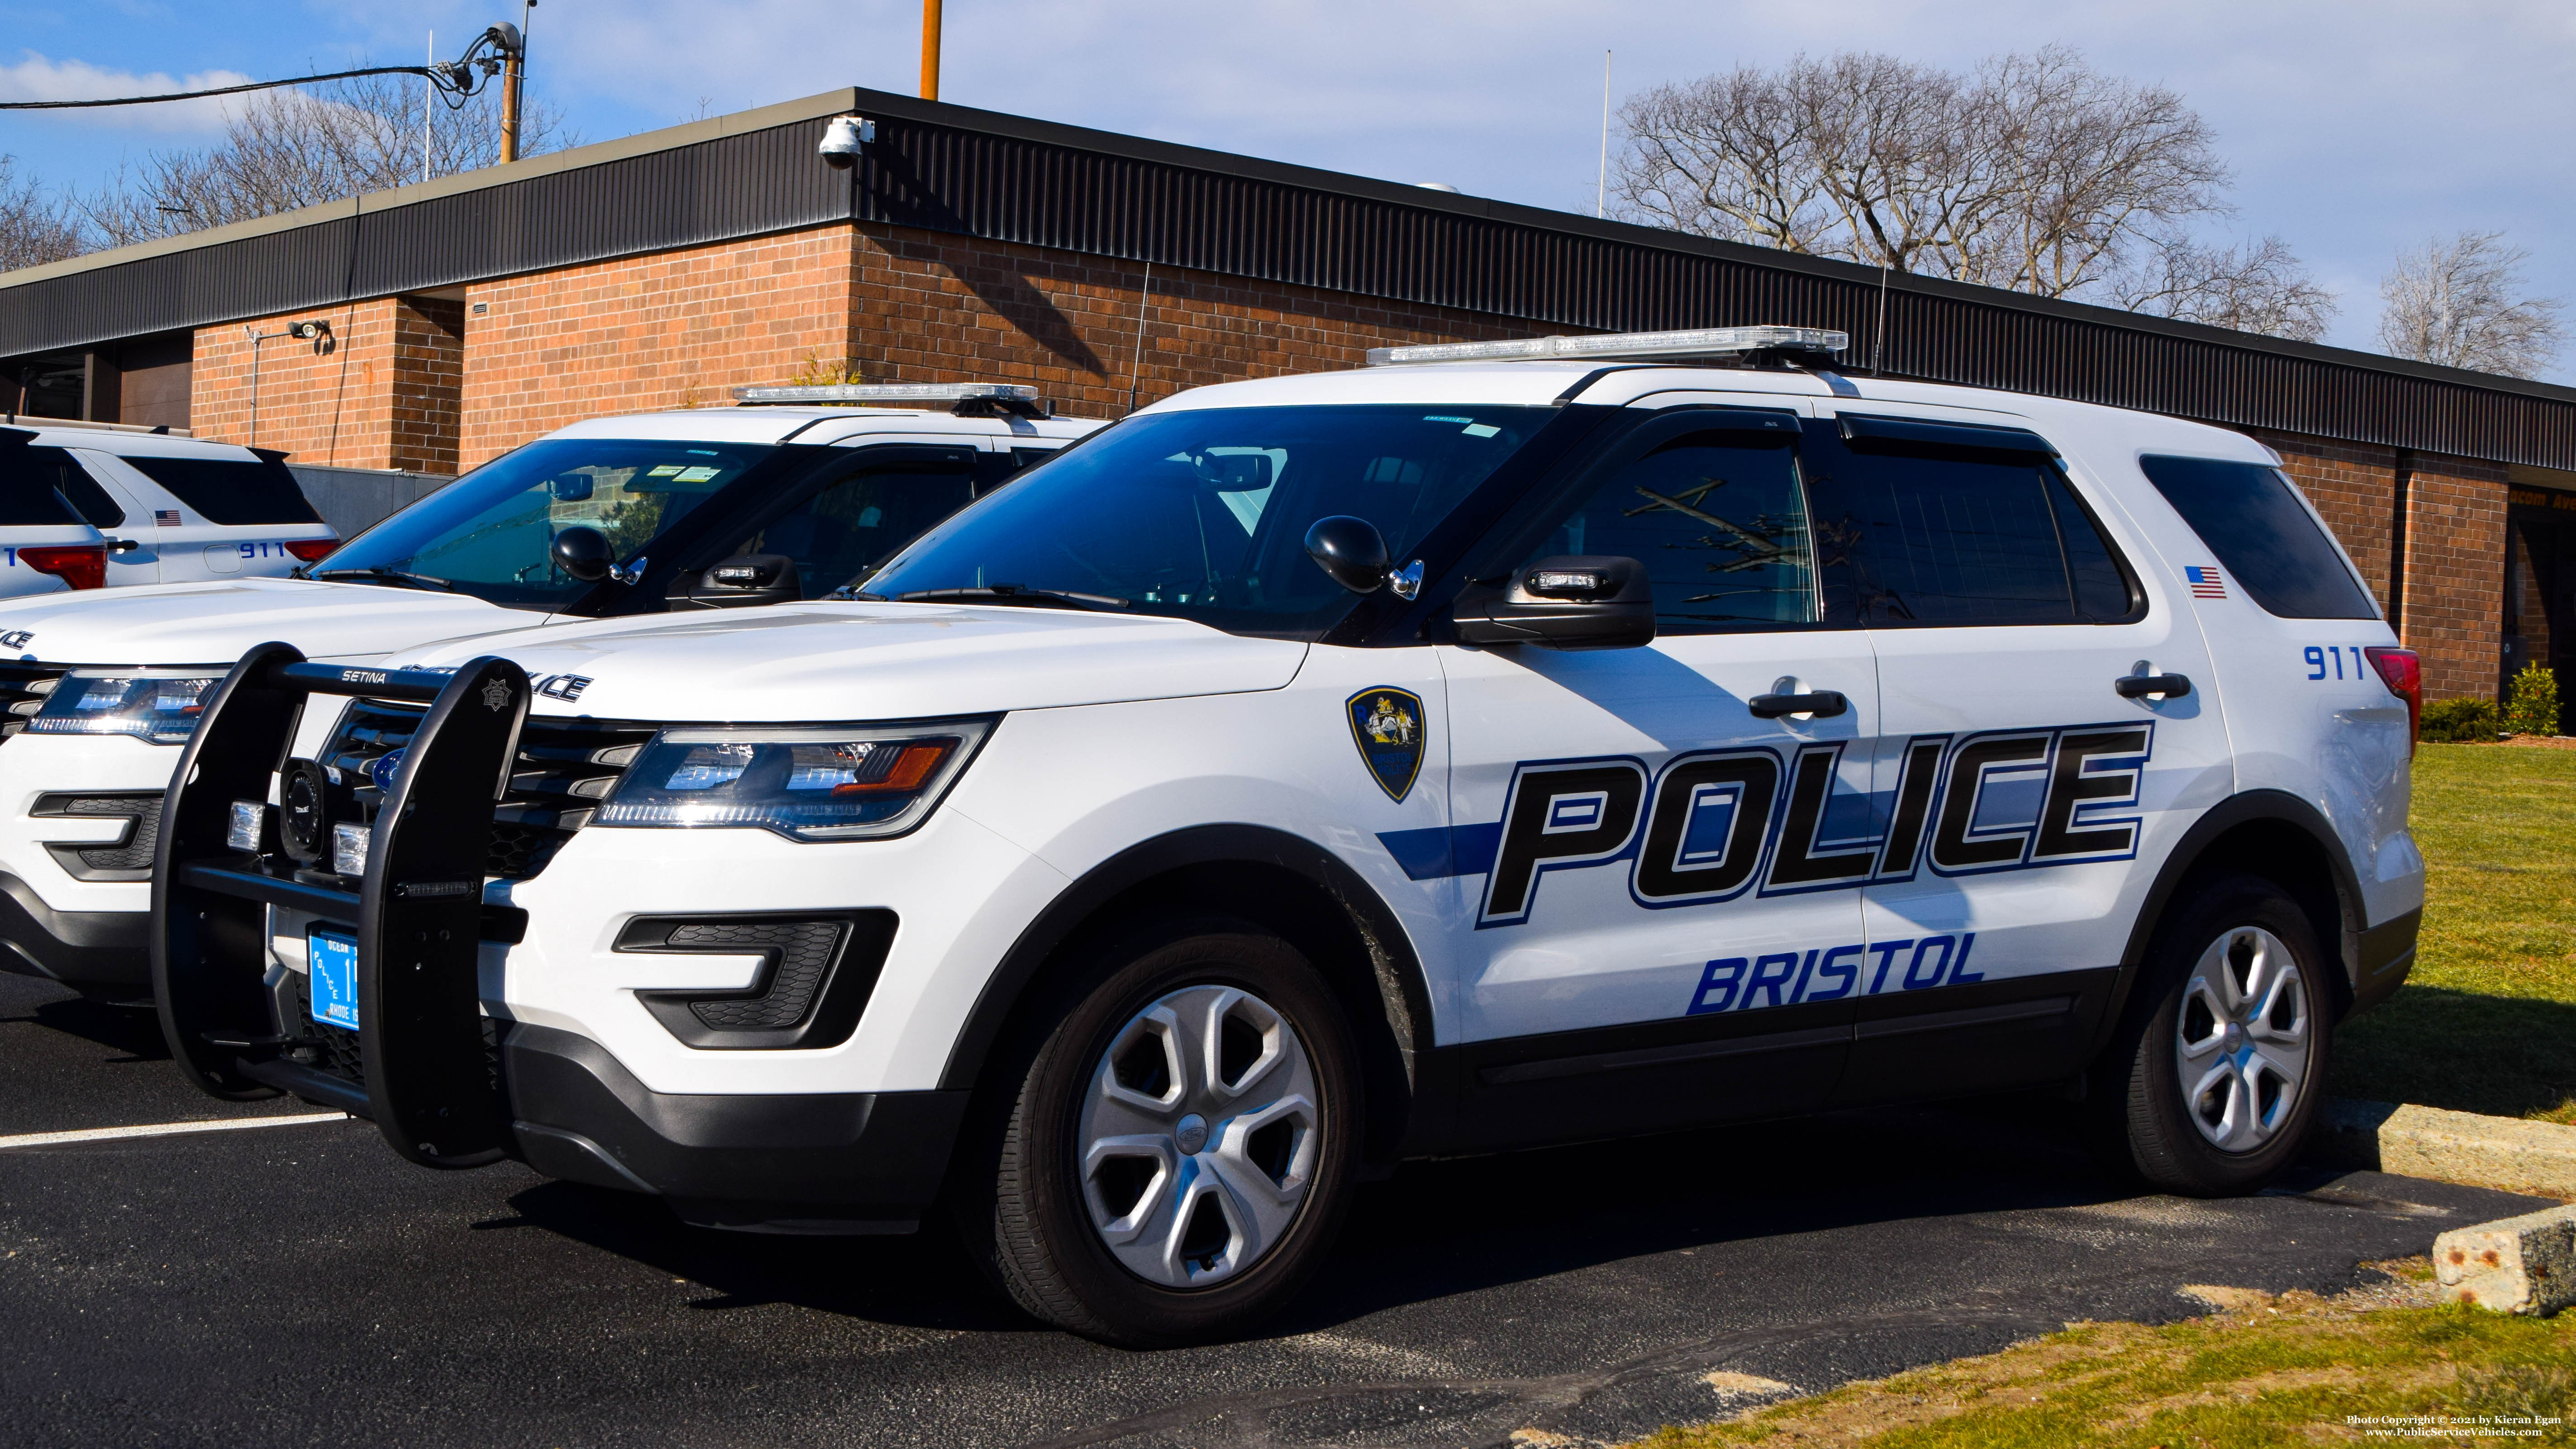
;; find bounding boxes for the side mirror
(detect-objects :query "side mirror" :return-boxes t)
[1304,515,1391,594]
[679,553,801,609]
[1451,555,1655,651]
[551,525,615,583]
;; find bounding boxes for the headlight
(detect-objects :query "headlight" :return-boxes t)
[26,670,225,745]
[594,719,994,841]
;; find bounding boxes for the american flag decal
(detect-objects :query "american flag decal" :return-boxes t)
[153,509,181,527]
[2185,565,2226,599]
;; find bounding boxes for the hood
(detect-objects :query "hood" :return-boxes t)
[0,579,540,668]
[385,603,1310,721]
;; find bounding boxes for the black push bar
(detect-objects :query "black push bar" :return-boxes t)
[153,641,532,1169]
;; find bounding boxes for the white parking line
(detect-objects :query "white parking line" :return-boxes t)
[0,1112,350,1151]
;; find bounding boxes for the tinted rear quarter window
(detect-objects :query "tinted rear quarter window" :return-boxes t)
[1807,424,2136,625]
[0,446,90,527]
[2137,455,2377,619]
[122,455,321,525]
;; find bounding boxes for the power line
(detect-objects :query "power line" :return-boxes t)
[0,26,521,112]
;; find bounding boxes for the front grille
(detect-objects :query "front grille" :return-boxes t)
[0,661,70,739]
[321,700,656,881]
[667,921,845,1030]
[34,793,162,879]
[286,971,366,1089]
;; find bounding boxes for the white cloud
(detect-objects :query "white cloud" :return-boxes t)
[0,52,256,132]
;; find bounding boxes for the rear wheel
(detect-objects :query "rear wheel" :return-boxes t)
[2101,874,2332,1195]
[962,917,1360,1346]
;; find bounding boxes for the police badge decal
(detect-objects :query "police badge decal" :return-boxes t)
[1345,687,1426,803]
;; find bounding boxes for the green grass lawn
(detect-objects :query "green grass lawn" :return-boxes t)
[1626,1276,2576,1448]
[2330,742,2576,1124]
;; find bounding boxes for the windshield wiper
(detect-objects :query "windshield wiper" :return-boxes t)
[896,585,1130,612]
[309,567,458,594]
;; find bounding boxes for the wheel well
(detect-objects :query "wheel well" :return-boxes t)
[954,849,1429,1172]
[2161,819,2356,1016]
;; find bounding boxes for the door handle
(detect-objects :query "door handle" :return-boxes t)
[2115,673,2192,699]
[102,538,141,554]
[1750,689,1850,719]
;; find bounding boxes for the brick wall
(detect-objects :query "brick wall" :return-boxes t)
[2404,454,2509,703]
[390,297,464,475]
[191,295,461,471]
[457,225,863,468]
[450,220,1541,467]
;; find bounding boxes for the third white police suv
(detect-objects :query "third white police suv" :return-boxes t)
[0,385,1092,1000]
[2,420,338,596]
[159,328,2424,1346]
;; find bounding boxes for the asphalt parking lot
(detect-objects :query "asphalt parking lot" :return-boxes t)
[0,969,2550,1449]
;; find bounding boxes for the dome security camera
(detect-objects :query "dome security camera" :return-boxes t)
[818,115,875,171]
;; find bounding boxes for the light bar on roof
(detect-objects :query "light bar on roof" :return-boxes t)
[1364,326,1849,367]
[732,382,1042,404]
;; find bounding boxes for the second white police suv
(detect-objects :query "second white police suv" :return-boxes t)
[159,327,2425,1347]
[0,385,1092,1001]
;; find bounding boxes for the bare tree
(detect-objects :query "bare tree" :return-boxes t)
[82,73,570,246]
[2114,234,2337,342]
[1609,45,2331,334]
[2378,230,2565,378]
[0,157,83,271]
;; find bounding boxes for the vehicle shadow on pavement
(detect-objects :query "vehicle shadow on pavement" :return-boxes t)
[11,993,169,1064]
[499,1094,2136,1342]
[494,1178,1041,1334]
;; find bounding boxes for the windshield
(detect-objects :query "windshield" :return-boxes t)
[312,439,775,609]
[860,405,1549,636]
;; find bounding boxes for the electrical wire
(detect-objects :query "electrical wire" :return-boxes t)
[0,26,519,112]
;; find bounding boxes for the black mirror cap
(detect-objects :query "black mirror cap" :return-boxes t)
[551,525,616,583]
[1452,554,1656,651]
[1304,515,1392,594]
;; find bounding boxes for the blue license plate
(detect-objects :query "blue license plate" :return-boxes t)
[309,929,359,1030]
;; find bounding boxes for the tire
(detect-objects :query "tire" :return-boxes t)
[2097,873,2334,1196]
[958,915,1362,1346]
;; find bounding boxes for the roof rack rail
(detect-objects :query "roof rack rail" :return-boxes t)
[1365,326,1848,369]
[0,413,195,438]
[730,381,1052,419]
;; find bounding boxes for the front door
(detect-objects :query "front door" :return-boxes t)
[1798,407,2231,1102]
[1436,402,1879,1146]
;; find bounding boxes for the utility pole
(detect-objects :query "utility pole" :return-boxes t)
[920,0,942,100]
[499,1,532,162]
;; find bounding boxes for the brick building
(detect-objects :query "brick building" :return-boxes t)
[5,87,2573,703]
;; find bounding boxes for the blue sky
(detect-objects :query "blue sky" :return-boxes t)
[5,0,2571,379]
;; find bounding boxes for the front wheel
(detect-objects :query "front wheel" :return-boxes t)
[2101,874,2333,1196]
[962,917,1361,1346]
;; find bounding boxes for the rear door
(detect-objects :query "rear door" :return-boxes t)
[1437,402,1877,1144]
[1801,408,2229,1102]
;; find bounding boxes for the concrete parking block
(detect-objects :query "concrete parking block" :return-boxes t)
[2431,1204,2576,1316]
[2316,1099,2576,1198]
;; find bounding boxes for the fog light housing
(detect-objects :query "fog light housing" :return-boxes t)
[331,822,371,877]
[226,800,271,853]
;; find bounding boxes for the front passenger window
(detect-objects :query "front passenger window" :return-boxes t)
[1519,428,1816,630]
[738,458,977,599]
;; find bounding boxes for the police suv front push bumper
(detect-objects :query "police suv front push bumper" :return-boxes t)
[154,642,961,1231]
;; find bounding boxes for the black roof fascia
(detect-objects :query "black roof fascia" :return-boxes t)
[5,83,2574,470]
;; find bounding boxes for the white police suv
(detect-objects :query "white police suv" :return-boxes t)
[157,328,2422,1346]
[0,385,1093,999]
[2,421,338,596]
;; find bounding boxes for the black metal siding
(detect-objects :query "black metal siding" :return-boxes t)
[8,91,2576,470]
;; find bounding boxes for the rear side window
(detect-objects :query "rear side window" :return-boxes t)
[122,454,321,525]
[2137,456,2377,619]
[1806,423,2139,626]
[0,446,90,526]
